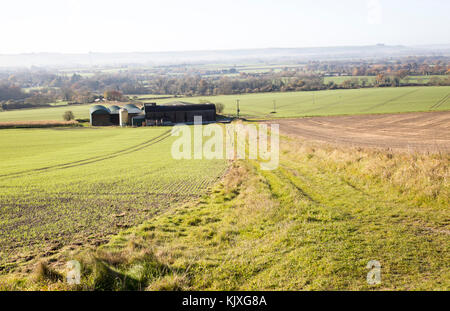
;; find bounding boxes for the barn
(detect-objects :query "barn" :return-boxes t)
[123,104,143,125]
[144,102,216,125]
[90,102,216,126]
[90,105,112,126]
[90,104,145,126]
[109,105,121,125]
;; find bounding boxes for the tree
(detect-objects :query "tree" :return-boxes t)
[376,74,386,86]
[396,70,409,80]
[104,90,123,101]
[63,111,74,121]
[361,78,369,88]
[215,102,225,114]
[428,77,442,86]
[391,76,401,87]
[60,87,75,101]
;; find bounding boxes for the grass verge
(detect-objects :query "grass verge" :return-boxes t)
[1,137,448,290]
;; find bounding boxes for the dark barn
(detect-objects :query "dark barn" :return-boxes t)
[90,104,145,126]
[109,105,121,125]
[90,105,112,126]
[144,102,216,125]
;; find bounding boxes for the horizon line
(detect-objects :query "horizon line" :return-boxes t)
[1,43,450,56]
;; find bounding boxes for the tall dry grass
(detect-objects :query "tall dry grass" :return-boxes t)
[282,137,449,207]
[0,120,80,129]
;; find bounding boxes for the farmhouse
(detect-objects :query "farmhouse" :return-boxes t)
[89,101,216,126]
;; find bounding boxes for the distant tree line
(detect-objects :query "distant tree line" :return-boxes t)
[0,56,448,110]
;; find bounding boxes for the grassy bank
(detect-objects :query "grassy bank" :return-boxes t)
[2,135,448,290]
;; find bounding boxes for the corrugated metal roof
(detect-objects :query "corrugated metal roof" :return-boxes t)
[144,103,216,113]
[90,105,110,114]
[124,104,142,114]
[165,101,203,106]
[109,105,121,114]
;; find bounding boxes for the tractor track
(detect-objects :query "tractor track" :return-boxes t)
[361,89,420,112]
[430,93,450,110]
[300,92,372,114]
[0,129,174,179]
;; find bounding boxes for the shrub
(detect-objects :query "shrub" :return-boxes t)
[63,111,75,121]
[215,102,225,114]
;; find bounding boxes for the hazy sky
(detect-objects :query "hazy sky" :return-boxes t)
[1,0,449,54]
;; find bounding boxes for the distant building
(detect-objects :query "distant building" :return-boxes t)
[109,105,121,125]
[90,103,144,126]
[89,105,112,126]
[144,101,216,125]
[89,101,216,126]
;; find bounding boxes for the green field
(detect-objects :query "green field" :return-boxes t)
[0,86,449,122]
[0,127,227,270]
[0,105,92,122]
[323,75,448,86]
[1,132,447,290]
[0,86,449,290]
[190,86,450,118]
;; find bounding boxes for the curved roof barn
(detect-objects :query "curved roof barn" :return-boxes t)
[109,105,121,114]
[124,104,142,114]
[90,105,110,114]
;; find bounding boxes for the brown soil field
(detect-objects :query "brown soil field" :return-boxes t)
[271,111,450,152]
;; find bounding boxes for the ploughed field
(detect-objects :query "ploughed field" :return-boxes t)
[0,86,449,122]
[0,127,227,271]
[274,111,450,152]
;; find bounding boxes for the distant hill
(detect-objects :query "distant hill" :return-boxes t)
[0,44,449,69]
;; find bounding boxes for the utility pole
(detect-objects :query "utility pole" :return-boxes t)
[273,100,276,113]
[236,99,240,118]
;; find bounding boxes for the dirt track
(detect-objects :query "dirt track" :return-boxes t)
[272,111,450,152]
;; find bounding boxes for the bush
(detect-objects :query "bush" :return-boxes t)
[63,111,75,121]
[215,103,225,114]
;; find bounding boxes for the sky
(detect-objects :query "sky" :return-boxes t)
[0,0,449,54]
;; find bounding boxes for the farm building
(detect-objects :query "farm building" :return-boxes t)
[90,105,112,126]
[144,102,216,125]
[122,104,143,125]
[90,104,145,126]
[90,102,216,126]
[109,105,121,125]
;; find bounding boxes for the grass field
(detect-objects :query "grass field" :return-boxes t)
[191,86,450,118]
[0,86,448,290]
[0,86,449,122]
[0,127,227,271]
[323,75,448,85]
[0,105,91,122]
[1,133,447,290]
